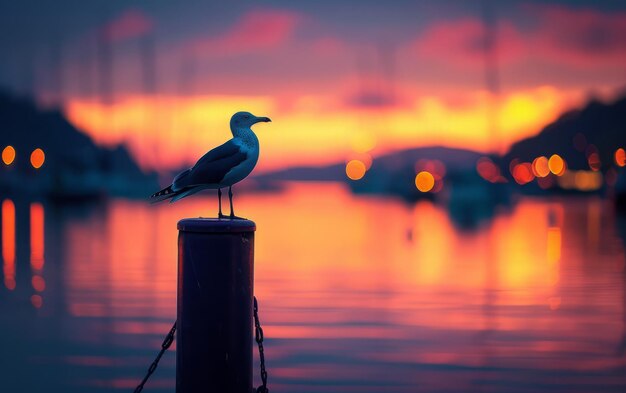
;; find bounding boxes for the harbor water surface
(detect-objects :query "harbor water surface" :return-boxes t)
[1,182,625,392]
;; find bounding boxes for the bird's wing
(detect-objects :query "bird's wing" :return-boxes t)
[173,139,247,189]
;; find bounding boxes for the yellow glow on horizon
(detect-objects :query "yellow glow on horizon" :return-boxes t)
[64,87,578,171]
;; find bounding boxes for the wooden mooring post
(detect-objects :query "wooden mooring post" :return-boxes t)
[176,218,256,393]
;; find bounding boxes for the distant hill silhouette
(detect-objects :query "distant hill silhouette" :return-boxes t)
[0,92,157,198]
[259,94,626,194]
[504,95,626,171]
[255,145,490,200]
[256,146,485,184]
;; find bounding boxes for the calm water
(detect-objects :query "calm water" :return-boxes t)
[1,182,625,392]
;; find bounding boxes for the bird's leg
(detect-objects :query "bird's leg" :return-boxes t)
[229,187,235,219]
[218,188,226,219]
[228,186,243,219]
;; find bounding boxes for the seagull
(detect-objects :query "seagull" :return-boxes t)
[150,111,271,219]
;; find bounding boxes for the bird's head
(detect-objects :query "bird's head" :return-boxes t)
[230,111,271,130]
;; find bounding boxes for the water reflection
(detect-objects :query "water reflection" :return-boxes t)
[0,183,625,392]
[30,202,45,270]
[30,202,45,309]
[2,199,15,290]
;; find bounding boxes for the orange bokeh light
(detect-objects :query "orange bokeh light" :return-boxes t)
[615,148,626,167]
[345,159,366,180]
[2,145,15,165]
[574,170,603,191]
[532,156,550,178]
[415,171,435,192]
[548,154,566,176]
[30,148,45,169]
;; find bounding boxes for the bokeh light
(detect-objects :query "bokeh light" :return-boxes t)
[30,148,45,169]
[587,152,601,171]
[476,157,501,183]
[548,154,566,176]
[345,159,366,180]
[2,145,15,165]
[615,148,626,167]
[532,156,550,178]
[415,171,435,192]
[574,170,603,191]
[512,162,535,185]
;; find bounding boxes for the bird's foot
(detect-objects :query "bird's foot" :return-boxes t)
[229,214,246,220]
[218,213,228,220]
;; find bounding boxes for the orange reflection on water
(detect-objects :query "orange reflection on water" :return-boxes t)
[2,199,16,290]
[32,275,46,292]
[30,202,45,271]
[547,226,562,287]
[50,183,626,391]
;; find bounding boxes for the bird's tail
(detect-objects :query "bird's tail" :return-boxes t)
[150,185,176,203]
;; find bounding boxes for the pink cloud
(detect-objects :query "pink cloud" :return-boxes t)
[310,37,346,56]
[414,18,525,67]
[103,9,154,42]
[526,4,626,66]
[188,9,301,56]
[413,5,626,69]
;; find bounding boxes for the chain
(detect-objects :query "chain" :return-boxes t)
[133,297,268,393]
[254,296,269,393]
[133,321,177,393]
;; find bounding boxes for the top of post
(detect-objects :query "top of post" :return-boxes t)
[177,218,256,233]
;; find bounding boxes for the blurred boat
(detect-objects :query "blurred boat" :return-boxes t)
[442,170,512,230]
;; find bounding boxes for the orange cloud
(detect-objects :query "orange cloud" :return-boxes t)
[187,9,301,56]
[103,9,154,42]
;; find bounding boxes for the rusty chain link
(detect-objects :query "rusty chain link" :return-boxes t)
[133,297,269,392]
[254,296,269,393]
[134,321,177,393]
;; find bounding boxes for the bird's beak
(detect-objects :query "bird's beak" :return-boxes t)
[255,116,271,123]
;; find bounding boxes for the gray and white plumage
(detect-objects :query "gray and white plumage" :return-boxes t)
[150,111,270,207]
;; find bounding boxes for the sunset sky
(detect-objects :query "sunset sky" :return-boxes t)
[1,0,625,171]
